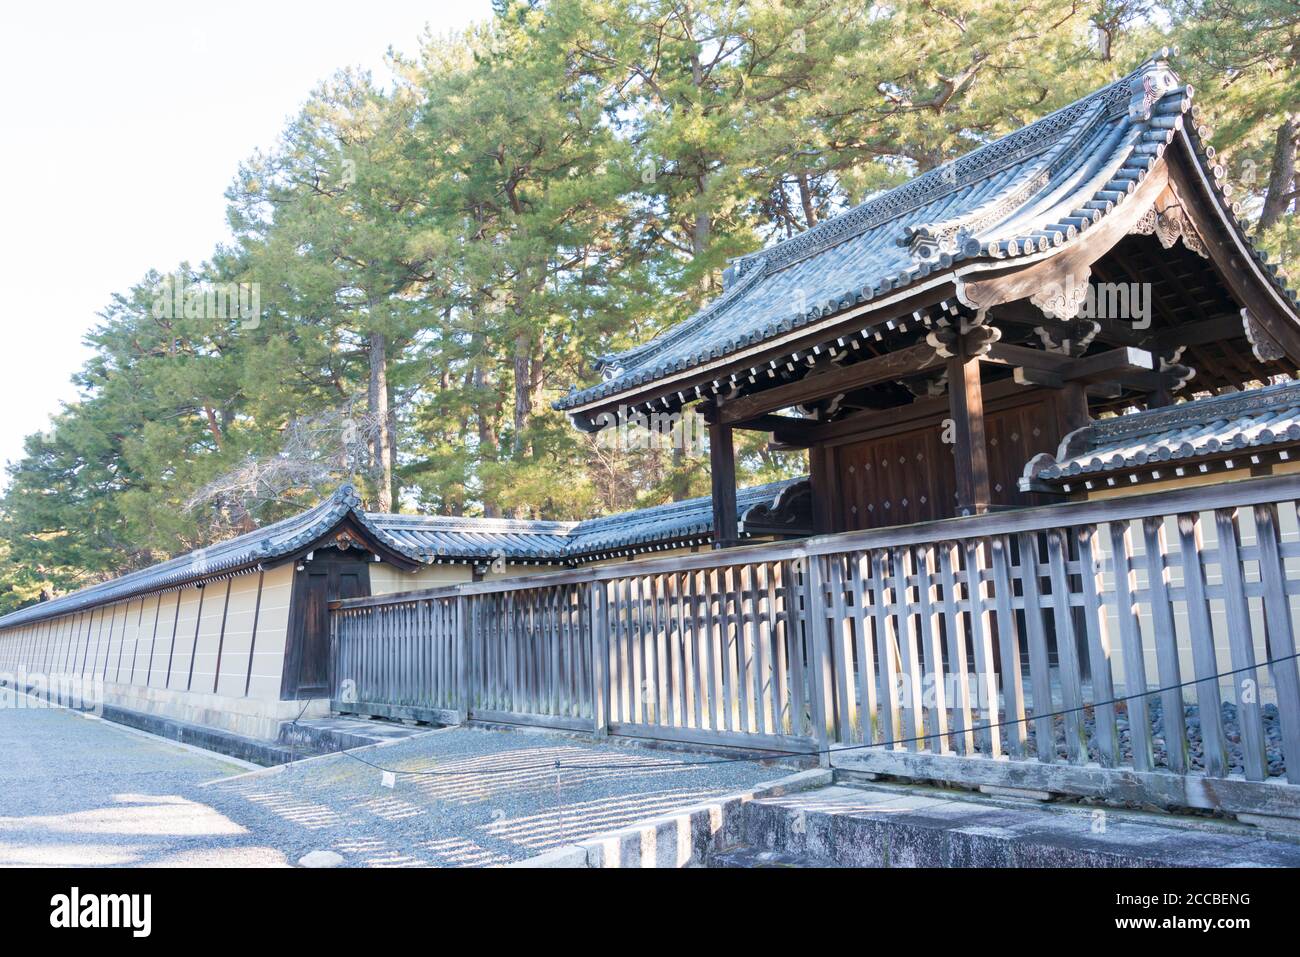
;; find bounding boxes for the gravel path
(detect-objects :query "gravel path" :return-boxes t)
[0,702,793,867]
[0,702,279,866]
[204,727,794,866]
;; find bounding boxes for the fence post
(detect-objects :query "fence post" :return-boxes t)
[328,607,339,706]
[798,552,835,766]
[589,580,609,738]
[456,594,471,725]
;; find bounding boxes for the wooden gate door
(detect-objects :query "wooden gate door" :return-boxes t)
[282,551,371,699]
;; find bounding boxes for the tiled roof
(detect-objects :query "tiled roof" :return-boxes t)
[0,485,421,630]
[556,51,1298,416]
[369,514,573,562]
[0,480,801,629]
[1025,380,1300,486]
[366,479,798,562]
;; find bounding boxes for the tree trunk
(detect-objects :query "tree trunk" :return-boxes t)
[513,330,533,455]
[203,406,224,450]
[797,172,818,228]
[473,360,501,519]
[671,445,689,501]
[1260,114,1297,231]
[693,172,711,256]
[386,374,398,506]
[368,331,393,512]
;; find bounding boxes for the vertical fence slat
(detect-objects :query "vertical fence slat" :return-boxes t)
[963,540,1001,759]
[988,535,1025,758]
[872,550,902,748]
[1255,504,1300,785]
[1142,515,1189,775]
[1076,526,1118,768]
[938,542,974,754]
[828,555,856,743]
[892,547,925,752]
[848,552,878,746]
[769,563,789,735]
[1045,529,1085,765]
[1107,520,1154,772]
[801,555,835,757]
[1213,508,1267,781]
[1176,512,1228,778]
[915,543,950,753]
[755,563,775,736]
[782,559,808,739]
[1016,532,1056,763]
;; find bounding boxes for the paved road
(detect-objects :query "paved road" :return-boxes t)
[0,701,793,867]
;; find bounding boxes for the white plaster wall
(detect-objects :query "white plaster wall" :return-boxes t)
[246,564,293,700]
[214,572,262,698]
[0,562,299,739]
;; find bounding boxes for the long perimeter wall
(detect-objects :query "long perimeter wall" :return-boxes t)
[0,564,298,739]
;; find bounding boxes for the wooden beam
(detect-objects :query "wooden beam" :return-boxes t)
[1067,345,1156,383]
[1153,313,1242,352]
[986,342,1076,373]
[709,419,738,549]
[729,413,818,446]
[990,297,1245,357]
[1013,367,1064,388]
[714,341,943,425]
[985,342,1157,389]
[948,343,991,516]
[988,300,1145,347]
[768,376,1046,448]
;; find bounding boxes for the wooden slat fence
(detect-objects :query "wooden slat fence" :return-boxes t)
[466,583,594,732]
[331,473,1300,819]
[332,595,462,725]
[596,558,812,753]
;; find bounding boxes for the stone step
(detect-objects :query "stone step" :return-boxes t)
[280,715,437,755]
[737,784,1300,868]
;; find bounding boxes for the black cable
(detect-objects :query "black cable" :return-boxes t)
[318,647,1300,779]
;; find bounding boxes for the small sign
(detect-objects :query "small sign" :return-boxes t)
[381,771,396,789]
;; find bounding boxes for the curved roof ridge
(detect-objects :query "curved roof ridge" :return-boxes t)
[0,484,420,630]
[1088,380,1300,444]
[557,53,1219,416]
[368,513,578,534]
[587,67,1150,384]
[1026,379,1300,484]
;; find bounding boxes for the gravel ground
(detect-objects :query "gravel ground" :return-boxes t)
[204,726,795,866]
[0,702,279,867]
[0,702,794,867]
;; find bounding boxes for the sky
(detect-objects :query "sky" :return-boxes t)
[0,0,493,477]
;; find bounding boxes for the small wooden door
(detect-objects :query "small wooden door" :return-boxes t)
[281,551,371,699]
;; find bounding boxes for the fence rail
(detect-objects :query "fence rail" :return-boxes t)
[331,472,1300,819]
